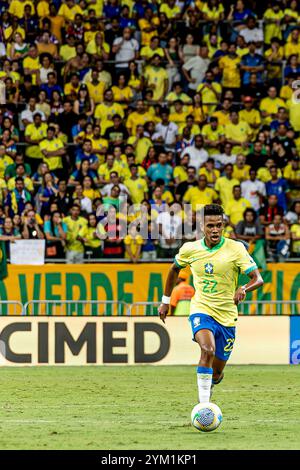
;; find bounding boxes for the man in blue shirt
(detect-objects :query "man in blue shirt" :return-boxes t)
[41,72,63,101]
[147,152,173,188]
[266,166,290,213]
[240,41,264,85]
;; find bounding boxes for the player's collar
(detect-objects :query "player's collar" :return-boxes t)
[200,236,225,252]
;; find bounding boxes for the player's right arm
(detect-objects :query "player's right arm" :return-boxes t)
[158,263,181,323]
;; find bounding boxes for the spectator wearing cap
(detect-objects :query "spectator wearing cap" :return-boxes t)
[239,96,262,140]
[170,270,195,316]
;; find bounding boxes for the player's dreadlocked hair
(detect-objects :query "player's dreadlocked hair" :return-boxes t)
[203,204,224,217]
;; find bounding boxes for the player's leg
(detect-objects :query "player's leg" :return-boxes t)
[212,356,226,385]
[194,328,216,403]
[210,323,236,398]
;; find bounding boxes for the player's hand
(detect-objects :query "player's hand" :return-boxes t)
[158,303,169,323]
[234,287,246,305]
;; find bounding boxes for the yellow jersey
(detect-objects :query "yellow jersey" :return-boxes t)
[175,237,257,326]
[183,186,217,211]
[225,197,252,225]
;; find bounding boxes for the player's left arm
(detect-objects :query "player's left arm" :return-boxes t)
[234,269,264,305]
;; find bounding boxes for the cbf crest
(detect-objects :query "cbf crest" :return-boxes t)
[204,263,214,275]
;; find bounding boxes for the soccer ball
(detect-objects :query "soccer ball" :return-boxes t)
[191,403,222,432]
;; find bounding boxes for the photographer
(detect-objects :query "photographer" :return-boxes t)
[22,209,44,240]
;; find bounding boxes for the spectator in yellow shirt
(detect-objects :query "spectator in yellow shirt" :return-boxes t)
[219,43,241,92]
[160,0,181,19]
[197,70,222,114]
[215,163,240,207]
[202,117,225,155]
[124,225,144,263]
[239,96,261,139]
[226,185,252,227]
[58,0,84,22]
[183,175,218,212]
[144,55,169,102]
[225,110,252,155]
[260,86,286,124]
[233,154,251,182]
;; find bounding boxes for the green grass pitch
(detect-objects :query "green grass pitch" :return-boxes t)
[0,365,299,450]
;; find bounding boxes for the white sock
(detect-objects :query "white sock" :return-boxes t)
[197,366,213,403]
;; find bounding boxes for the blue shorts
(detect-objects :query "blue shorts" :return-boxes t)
[189,313,236,362]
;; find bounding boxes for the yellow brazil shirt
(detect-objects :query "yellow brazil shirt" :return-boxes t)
[127,136,152,164]
[39,138,64,170]
[174,166,188,183]
[239,109,261,135]
[219,55,241,88]
[183,186,218,211]
[9,0,34,18]
[98,162,122,181]
[291,224,300,253]
[87,81,106,104]
[94,103,124,134]
[0,156,14,178]
[126,111,153,135]
[215,176,240,207]
[58,3,84,20]
[259,97,286,124]
[175,237,257,326]
[86,40,110,57]
[263,8,284,44]
[37,1,49,17]
[144,66,168,102]
[7,176,33,192]
[201,123,224,155]
[257,167,282,183]
[232,164,251,182]
[224,120,251,154]
[138,18,159,46]
[63,216,87,253]
[225,197,252,225]
[124,177,148,204]
[124,234,144,258]
[23,57,40,85]
[287,99,300,132]
[140,46,165,60]
[280,85,293,101]
[212,110,231,127]
[78,225,102,248]
[198,168,220,185]
[59,45,76,62]
[25,123,48,159]
[196,82,222,113]
[160,4,181,18]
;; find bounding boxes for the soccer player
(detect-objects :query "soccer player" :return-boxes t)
[158,204,264,403]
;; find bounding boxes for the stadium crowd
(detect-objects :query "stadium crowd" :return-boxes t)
[0,0,299,263]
